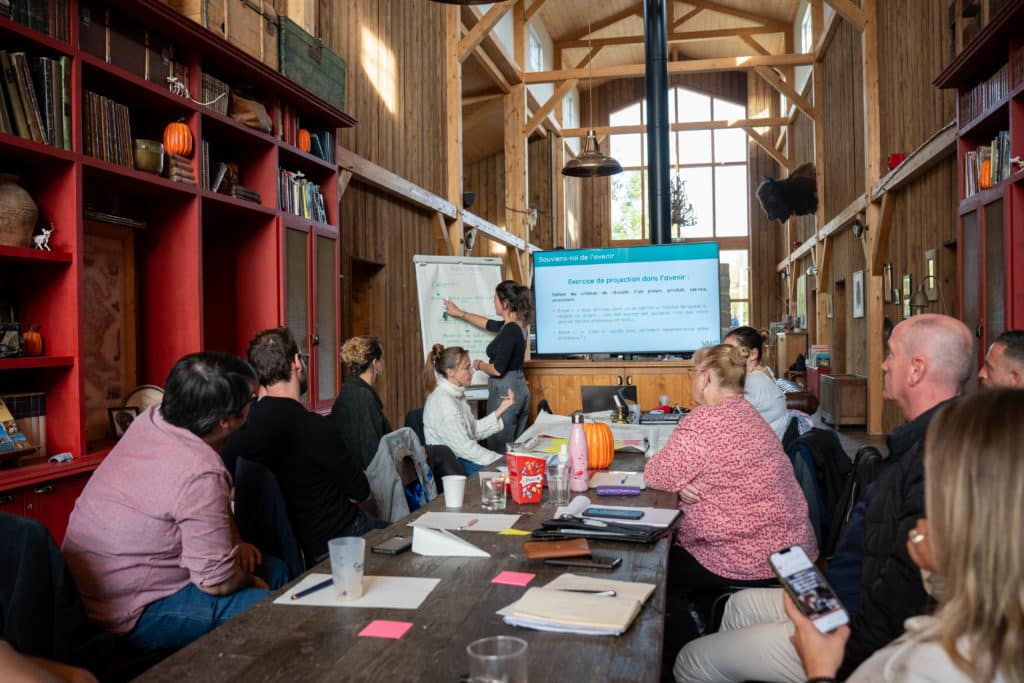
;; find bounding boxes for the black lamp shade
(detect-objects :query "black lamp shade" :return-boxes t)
[562,130,623,178]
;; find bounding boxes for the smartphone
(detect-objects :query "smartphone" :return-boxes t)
[769,545,849,633]
[371,536,413,555]
[582,507,645,520]
[544,554,622,570]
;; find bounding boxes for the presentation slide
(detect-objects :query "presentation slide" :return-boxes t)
[533,243,721,355]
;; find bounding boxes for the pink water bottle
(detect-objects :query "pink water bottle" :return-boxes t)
[569,411,590,492]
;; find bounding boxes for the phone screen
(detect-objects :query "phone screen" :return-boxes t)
[769,545,849,633]
[583,507,645,520]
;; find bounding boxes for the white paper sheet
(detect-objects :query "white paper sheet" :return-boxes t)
[407,512,521,533]
[555,495,680,528]
[589,471,646,489]
[274,573,440,609]
[411,526,490,557]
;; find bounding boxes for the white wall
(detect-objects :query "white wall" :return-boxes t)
[792,1,835,100]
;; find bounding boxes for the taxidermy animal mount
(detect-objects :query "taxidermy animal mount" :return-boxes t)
[756,162,818,223]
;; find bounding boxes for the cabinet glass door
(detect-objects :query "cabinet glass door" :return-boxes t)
[983,199,1005,354]
[285,227,310,402]
[314,232,339,410]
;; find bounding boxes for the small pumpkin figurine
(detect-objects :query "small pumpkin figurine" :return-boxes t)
[22,324,43,356]
[297,128,311,153]
[163,121,193,158]
[583,421,614,470]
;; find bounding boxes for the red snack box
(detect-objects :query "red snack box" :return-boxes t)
[505,453,547,504]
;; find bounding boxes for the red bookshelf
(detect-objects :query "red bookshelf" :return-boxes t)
[0,0,356,542]
[936,0,1024,367]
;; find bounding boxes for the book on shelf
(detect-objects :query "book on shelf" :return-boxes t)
[0,392,45,458]
[5,0,69,43]
[82,89,133,167]
[958,63,1009,125]
[165,152,195,184]
[278,168,327,222]
[964,131,1010,198]
[0,395,40,458]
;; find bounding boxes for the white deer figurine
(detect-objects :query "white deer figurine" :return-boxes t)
[32,226,53,251]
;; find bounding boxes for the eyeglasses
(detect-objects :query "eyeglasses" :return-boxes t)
[299,352,310,365]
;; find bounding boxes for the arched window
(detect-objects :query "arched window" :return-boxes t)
[608,86,750,326]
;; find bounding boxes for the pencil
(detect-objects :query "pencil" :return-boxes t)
[458,518,479,531]
[290,578,333,600]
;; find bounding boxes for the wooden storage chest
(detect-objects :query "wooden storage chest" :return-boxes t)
[278,16,345,111]
[820,374,867,428]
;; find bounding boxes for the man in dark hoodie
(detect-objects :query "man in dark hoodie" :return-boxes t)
[673,314,974,682]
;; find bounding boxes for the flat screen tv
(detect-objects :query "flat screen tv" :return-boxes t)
[532,242,722,356]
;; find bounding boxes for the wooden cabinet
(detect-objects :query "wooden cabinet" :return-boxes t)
[775,332,809,376]
[0,0,354,530]
[820,374,867,428]
[935,1,1024,365]
[524,360,696,418]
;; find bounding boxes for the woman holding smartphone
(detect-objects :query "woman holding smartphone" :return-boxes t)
[786,388,1024,683]
[443,280,531,452]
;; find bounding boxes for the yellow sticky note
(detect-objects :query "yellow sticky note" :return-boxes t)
[498,529,532,536]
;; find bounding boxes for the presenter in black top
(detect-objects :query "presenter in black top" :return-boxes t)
[444,280,532,452]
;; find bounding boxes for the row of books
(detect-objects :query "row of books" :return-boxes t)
[82,89,133,168]
[958,62,1009,126]
[0,50,70,150]
[1010,44,1024,96]
[0,393,46,460]
[0,0,69,43]
[964,130,1012,198]
[279,169,326,222]
[276,101,334,163]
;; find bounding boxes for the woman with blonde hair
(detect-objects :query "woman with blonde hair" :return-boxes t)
[422,344,515,477]
[645,343,817,591]
[331,335,388,468]
[786,387,1024,683]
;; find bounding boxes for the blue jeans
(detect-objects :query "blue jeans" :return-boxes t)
[127,555,288,651]
[458,458,484,477]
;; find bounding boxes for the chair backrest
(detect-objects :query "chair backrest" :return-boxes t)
[825,445,885,556]
[785,428,852,558]
[404,408,426,445]
[233,458,304,579]
[580,385,637,413]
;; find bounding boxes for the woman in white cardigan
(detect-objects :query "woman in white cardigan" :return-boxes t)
[422,344,515,477]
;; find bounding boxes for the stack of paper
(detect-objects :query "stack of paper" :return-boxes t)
[499,574,655,636]
[589,471,646,489]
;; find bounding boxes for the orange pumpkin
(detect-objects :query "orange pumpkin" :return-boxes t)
[979,159,992,189]
[163,121,193,157]
[297,129,311,153]
[22,324,43,356]
[584,421,614,470]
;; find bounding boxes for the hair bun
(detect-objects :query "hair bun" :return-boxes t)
[729,345,750,366]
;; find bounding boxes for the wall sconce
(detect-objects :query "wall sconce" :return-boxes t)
[852,218,867,240]
[909,275,940,314]
[806,265,818,277]
[780,270,789,280]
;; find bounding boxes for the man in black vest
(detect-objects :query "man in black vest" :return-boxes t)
[673,314,974,683]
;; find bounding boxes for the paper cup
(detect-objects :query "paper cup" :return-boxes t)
[442,475,467,508]
[328,537,365,601]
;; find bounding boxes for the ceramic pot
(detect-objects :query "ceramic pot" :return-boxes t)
[0,174,39,248]
[133,139,165,174]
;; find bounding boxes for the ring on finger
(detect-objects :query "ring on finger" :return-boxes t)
[909,531,926,544]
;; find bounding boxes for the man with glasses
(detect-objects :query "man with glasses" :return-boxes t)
[63,352,287,652]
[222,327,385,565]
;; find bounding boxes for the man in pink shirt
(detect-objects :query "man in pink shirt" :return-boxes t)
[63,352,287,652]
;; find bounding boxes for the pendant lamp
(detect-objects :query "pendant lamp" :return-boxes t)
[562,16,623,178]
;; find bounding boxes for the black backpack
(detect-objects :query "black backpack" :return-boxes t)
[785,428,852,558]
[825,445,885,558]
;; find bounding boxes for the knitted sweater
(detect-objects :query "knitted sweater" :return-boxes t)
[423,377,504,467]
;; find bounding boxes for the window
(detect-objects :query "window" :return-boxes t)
[527,27,544,72]
[608,87,750,325]
[800,6,813,53]
[562,93,576,129]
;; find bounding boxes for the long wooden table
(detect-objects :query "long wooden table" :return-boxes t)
[136,455,675,682]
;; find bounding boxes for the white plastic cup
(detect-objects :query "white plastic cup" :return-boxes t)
[328,537,365,601]
[442,475,467,508]
[467,636,528,683]
[658,394,670,407]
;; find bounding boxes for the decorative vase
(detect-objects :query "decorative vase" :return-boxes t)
[0,174,39,248]
[133,139,165,175]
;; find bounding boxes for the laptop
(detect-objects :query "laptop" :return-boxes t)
[580,385,637,413]
[639,409,686,424]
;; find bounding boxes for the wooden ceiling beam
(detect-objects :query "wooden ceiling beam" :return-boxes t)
[576,44,603,70]
[459,1,515,62]
[469,43,512,93]
[560,116,788,137]
[560,3,643,42]
[524,53,814,83]
[523,0,547,22]
[685,0,788,32]
[462,93,504,106]
[673,7,702,30]
[558,26,781,49]
[524,78,577,137]
[740,35,769,55]
[826,0,865,31]
[753,66,816,120]
[744,126,793,171]
[336,146,459,219]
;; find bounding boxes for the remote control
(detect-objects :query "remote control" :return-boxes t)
[594,485,642,496]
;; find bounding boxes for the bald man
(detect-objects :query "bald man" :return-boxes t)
[978,330,1024,388]
[674,314,974,683]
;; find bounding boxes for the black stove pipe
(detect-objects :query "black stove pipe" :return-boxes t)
[644,0,671,245]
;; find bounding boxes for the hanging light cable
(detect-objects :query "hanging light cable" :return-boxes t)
[562,15,623,178]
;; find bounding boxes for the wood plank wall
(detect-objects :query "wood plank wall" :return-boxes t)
[319,0,449,425]
[747,74,784,331]
[578,72,748,249]
[787,8,958,432]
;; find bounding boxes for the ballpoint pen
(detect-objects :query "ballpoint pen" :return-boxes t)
[290,578,333,600]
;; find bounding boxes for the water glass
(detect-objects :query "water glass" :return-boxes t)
[479,471,508,510]
[467,635,528,683]
[328,537,365,601]
[547,465,571,505]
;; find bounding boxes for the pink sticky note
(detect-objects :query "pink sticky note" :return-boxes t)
[359,620,413,639]
[492,571,535,587]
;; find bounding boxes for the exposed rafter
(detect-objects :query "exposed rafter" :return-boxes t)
[459,1,514,62]
[524,53,814,83]
[740,35,769,55]
[558,26,783,50]
[684,0,789,32]
[753,66,816,120]
[523,0,547,22]
[826,0,865,30]
[560,116,789,137]
[673,7,702,29]
[462,93,503,106]
[560,3,643,42]
[524,79,577,136]
[744,126,792,171]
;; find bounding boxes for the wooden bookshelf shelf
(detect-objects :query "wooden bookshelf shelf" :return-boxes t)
[201,109,278,148]
[279,143,336,175]
[0,246,73,264]
[0,131,76,163]
[201,190,277,217]
[0,356,74,371]
[82,156,198,198]
[79,53,196,115]
[282,213,338,235]
[0,16,73,55]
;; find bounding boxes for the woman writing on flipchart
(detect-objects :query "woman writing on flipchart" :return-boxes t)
[443,280,532,453]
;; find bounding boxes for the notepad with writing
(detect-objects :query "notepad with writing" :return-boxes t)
[499,573,655,636]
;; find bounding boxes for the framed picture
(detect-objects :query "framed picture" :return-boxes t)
[108,406,139,438]
[852,270,865,319]
[883,263,894,303]
[796,274,807,329]
[903,274,913,319]
[826,292,833,319]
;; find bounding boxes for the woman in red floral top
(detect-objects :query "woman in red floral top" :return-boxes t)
[645,343,817,591]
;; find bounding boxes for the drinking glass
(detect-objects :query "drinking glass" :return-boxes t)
[466,636,528,683]
[547,465,571,506]
[479,471,508,510]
